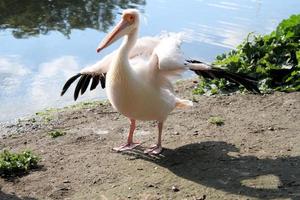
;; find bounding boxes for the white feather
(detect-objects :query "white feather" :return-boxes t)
[80,30,192,122]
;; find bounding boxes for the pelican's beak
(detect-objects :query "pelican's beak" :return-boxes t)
[96,19,130,53]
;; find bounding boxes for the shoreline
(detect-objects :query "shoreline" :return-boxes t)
[1,79,300,199]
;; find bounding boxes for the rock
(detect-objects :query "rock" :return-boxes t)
[196,195,207,200]
[193,130,199,136]
[171,185,179,192]
[268,126,275,131]
[147,184,154,188]
[63,180,70,183]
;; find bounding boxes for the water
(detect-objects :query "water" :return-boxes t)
[0,0,299,122]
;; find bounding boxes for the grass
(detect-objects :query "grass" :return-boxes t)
[0,150,40,177]
[208,116,225,126]
[35,108,58,123]
[35,100,108,123]
[48,129,66,138]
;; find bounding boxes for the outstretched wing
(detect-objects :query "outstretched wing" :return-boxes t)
[138,33,187,92]
[153,33,186,77]
[186,59,261,94]
[60,73,106,100]
[61,36,161,101]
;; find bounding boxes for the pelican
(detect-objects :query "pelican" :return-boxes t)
[61,9,259,154]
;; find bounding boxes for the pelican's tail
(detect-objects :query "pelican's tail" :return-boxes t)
[175,98,193,109]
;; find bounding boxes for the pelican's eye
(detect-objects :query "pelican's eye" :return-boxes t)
[124,14,135,24]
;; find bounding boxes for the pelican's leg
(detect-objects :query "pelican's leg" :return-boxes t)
[113,119,140,152]
[144,121,163,155]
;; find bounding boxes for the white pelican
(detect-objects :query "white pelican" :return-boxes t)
[61,9,259,154]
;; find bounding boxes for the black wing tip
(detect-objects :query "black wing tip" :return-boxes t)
[252,86,261,94]
[74,75,86,101]
[189,59,261,94]
[90,75,100,91]
[60,73,107,101]
[81,75,92,95]
[100,73,106,89]
[60,90,66,96]
[60,73,81,97]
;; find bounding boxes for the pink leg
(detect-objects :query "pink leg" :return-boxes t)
[113,119,140,152]
[144,121,163,155]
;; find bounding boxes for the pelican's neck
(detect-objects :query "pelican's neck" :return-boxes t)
[108,28,138,85]
[118,28,138,60]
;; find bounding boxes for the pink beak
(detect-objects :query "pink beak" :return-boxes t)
[96,19,130,53]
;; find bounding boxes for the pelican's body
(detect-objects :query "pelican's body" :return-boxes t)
[106,37,178,122]
[95,10,191,123]
[61,9,260,154]
[93,9,191,153]
[107,65,176,122]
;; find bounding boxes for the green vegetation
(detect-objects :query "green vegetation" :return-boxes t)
[0,150,40,177]
[48,129,66,138]
[36,108,59,123]
[208,116,224,126]
[194,14,300,95]
[67,100,107,110]
[35,100,107,123]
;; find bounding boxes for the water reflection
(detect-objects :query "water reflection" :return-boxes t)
[0,0,300,122]
[0,0,145,38]
[0,56,29,94]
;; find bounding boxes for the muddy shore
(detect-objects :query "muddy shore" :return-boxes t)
[1,79,300,200]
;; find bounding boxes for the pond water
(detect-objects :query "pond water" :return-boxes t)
[1,0,299,122]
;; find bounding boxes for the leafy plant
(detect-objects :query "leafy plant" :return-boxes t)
[194,14,300,94]
[48,129,66,138]
[208,116,224,126]
[0,150,40,177]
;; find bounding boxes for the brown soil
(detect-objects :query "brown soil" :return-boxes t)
[1,79,300,200]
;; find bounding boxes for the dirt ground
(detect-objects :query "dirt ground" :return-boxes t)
[0,79,300,200]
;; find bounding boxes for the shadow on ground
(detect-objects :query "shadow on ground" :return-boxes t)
[1,165,46,182]
[124,141,300,199]
[0,190,37,200]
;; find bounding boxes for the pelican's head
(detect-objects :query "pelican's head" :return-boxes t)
[96,9,140,53]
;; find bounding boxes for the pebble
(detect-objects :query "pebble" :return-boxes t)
[127,157,137,160]
[268,127,275,131]
[171,186,180,192]
[196,195,207,200]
